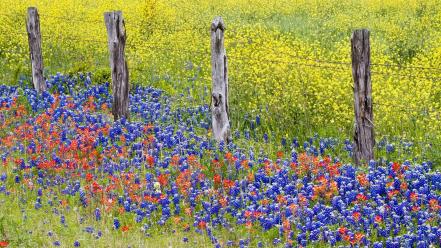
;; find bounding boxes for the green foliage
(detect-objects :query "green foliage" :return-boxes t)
[91,67,111,84]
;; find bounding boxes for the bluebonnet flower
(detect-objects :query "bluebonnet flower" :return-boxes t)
[15,175,20,183]
[113,218,120,230]
[0,173,6,182]
[0,75,440,248]
[60,215,65,225]
[386,143,395,154]
[95,208,101,221]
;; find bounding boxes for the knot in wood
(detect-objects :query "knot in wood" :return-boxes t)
[212,92,223,107]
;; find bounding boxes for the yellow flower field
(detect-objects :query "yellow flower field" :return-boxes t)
[1,0,441,147]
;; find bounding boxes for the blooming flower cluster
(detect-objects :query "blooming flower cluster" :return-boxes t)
[0,74,440,247]
[2,0,441,145]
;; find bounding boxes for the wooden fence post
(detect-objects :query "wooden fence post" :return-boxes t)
[351,29,374,165]
[26,7,46,93]
[210,16,231,142]
[104,11,129,121]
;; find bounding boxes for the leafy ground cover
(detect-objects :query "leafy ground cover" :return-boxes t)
[0,75,440,247]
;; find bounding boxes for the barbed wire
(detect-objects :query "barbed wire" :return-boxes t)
[2,11,441,70]
[370,95,440,117]
[2,16,441,73]
[37,13,207,31]
[0,12,103,25]
[0,48,27,55]
[41,34,106,45]
[124,21,213,33]
[2,11,441,129]
[2,46,441,84]
[371,62,441,72]
[39,13,103,25]
[374,102,430,109]
[371,70,441,82]
[1,18,441,84]
[3,27,210,50]
[373,102,441,114]
[0,13,25,19]
[228,54,351,71]
[1,29,27,37]
[0,12,213,36]
[375,108,441,115]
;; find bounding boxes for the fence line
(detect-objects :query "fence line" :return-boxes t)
[371,62,441,72]
[1,11,441,71]
[0,13,25,18]
[0,48,27,55]
[39,13,103,25]
[371,71,441,82]
[41,34,105,45]
[3,44,441,83]
[0,12,216,33]
[1,8,441,157]
[230,57,351,72]
[3,26,441,75]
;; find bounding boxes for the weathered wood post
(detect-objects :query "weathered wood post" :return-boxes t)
[26,7,46,93]
[351,29,374,165]
[210,17,231,142]
[104,11,129,121]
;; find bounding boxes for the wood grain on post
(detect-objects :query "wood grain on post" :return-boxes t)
[26,7,46,93]
[351,29,374,165]
[210,17,231,142]
[104,11,129,121]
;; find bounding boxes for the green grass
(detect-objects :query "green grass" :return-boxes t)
[0,187,212,247]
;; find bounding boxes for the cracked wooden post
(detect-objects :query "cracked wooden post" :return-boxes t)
[210,16,231,142]
[352,29,374,165]
[104,11,129,121]
[26,7,46,93]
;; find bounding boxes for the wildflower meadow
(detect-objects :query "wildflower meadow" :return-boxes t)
[0,1,440,247]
